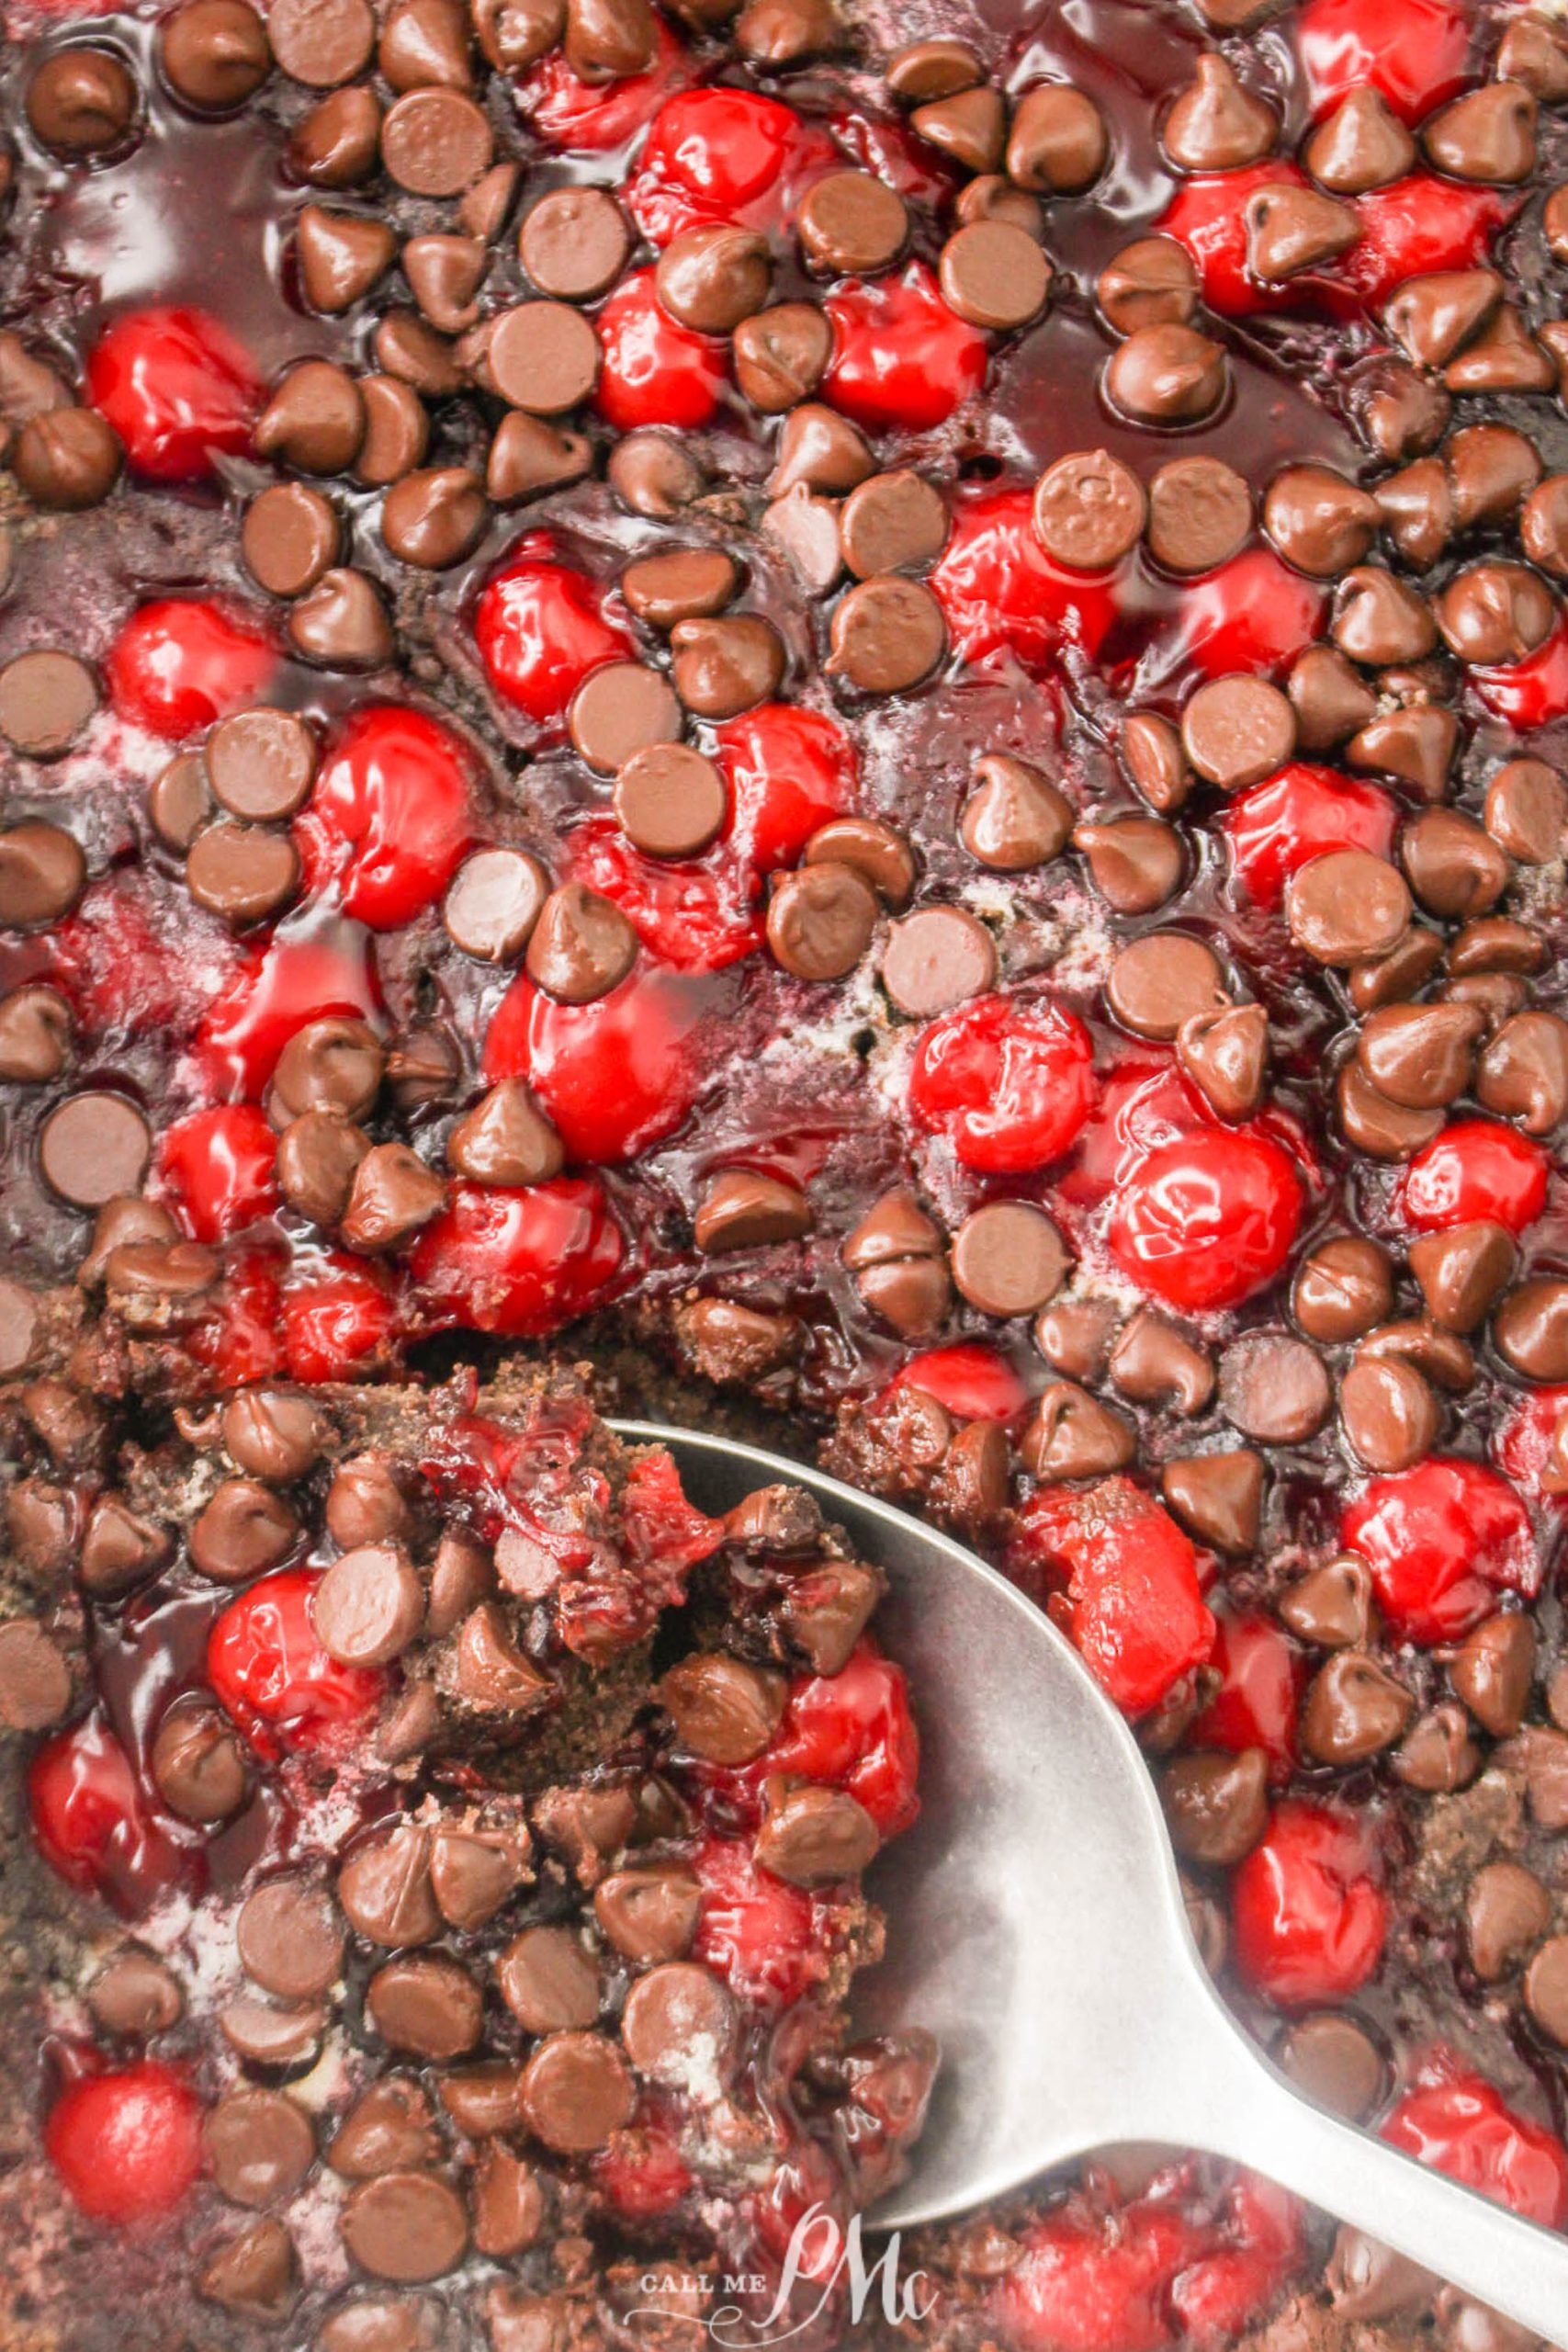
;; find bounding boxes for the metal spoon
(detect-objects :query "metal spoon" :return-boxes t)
[620,1421,1568,2343]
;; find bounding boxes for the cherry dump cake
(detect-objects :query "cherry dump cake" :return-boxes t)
[4,0,1568,2341]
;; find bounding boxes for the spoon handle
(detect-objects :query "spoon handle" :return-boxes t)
[1164,2001,1568,2345]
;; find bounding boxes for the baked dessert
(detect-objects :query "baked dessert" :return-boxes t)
[2,0,1568,2340]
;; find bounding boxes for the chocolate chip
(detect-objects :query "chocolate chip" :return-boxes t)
[189,1477,299,1584]
[205,708,316,822]
[732,303,832,411]
[1021,1381,1135,1478]
[336,1825,444,1951]
[938,220,1051,329]
[205,2087,313,2210]
[255,360,364,474]
[756,1783,879,1884]
[0,1617,71,1731]
[1096,236,1198,334]
[734,0,838,63]
[288,84,380,182]
[88,1948,184,2037]
[1523,1936,1568,2047]
[839,470,947,580]
[1287,850,1410,965]
[0,651,97,758]
[1385,269,1502,369]
[289,567,395,668]
[656,225,771,335]
[1476,1010,1568,1133]
[341,1141,446,1253]
[880,903,995,1016]
[518,187,630,302]
[1264,464,1382,578]
[955,173,1042,233]
[523,882,637,1003]
[1276,2016,1385,2122]
[296,204,397,313]
[1007,82,1107,191]
[27,47,138,154]
[187,822,301,926]
[198,2216,298,2317]
[1176,1002,1268,1119]
[0,820,85,926]
[798,171,907,275]
[1106,933,1225,1040]
[911,86,1005,175]
[886,36,980,101]
[367,1953,483,2061]
[442,847,547,963]
[1500,10,1568,97]
[159,0,271,109]
[497,1924,600,2033]
[1217,1331,1331,1443]
[1181,676,1296,790]
[1105,324,1226,424]
[378,0,472,87]
[275,1109,366,1224]
[694,1169,812,1252]
[1301,1650,1414,1764]
[1348,924,1446,1013]
[220,1996,327,2067]
[269,0,373,80]
[151,1700,248,1820]
[353,376,429,488]
[945,1201,1066,1318]
[342,2174,468,2284]
[781,1561,883,1672]
[1292,1237,1393,1343]
[39,1091,150,1207]
[765,861,878,980]
[1287,648,1376,756]
[1160,1451,1263,1554]
[1305,86,1414,192]
[961,752,1071,867]
[1495,1280,1568,1381]
[519,2031,634,2154]
[671,615,785,715]
[1032,449,1145,571]
[562,0,654,77]
[1434,560,1554,665]
[1110,1313,1215,1413]
[1073,814,1182,912]
[1485,758,1567,863]
[13,406,123,510]
[381,467,487,568]
[611,741,727,861]
[1120,711,1190,813]
[485,412,590,507]
[621,548,739,630]
[1467,1859,1551,1984]
[1245,182,1359,281]
[242,482,340,598]
[330,2078,441,2181]
[381,86,491,194]
[829,575,944,693]
[1424,80,1536,183]
[455,1600,553,1712]
[312,1544,426,1668]
[657,1653,786,1765]
[772,401,873,496]
[1164,1748,1269,1866]
[483,300,600,416]
[1340,1356,1440,1472]
[371,315,457,393]
[446,1080,563,1186]
[1409,1220,1516,1333]
[1334,566,1438,664]
[1145,457,1251,576]
[568,661,682,776]
[1453,1611,1535,1738]
[1356,1000,1484,1109]
[621,1961,734,2086]
[239,1876,344,1999]
[0,985,69,1081]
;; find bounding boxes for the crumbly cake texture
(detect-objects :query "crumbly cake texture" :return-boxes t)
[3,0,1568,2343]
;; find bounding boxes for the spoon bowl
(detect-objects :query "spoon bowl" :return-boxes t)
[618,1420,1568,2344]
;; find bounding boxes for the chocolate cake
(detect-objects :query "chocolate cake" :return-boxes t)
[2,0,1568,2340]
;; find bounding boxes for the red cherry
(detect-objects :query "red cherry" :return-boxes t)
[1158,164,1325,321]
[1223,763,1396,909]
[716,702,860,873]
[1401,1118,1550,1235]
[46,2064,203,2227]
[1169,2178,1306,2344]
[281,1257,399,1383]
[51,877,220,1036]
[1472,614,1568,729]
[1189,1611,1305,1780]
[931,488,1120,668]
[619,1446,724,1582]
[1176,550,1328,680]
[208,1567,385,1757]
[1108,1128,1303,1313]
[1343,175,1516,306]
[595,266,726,432]
[988,2193,1211,2352]
[592,2130,694,2222]
[483,963,726,1164]
[908,992,1095,1175]
[1298,0,1474,123]
[1382,2075,1568,2229]
[565,817,760,971]
[195,926,382,1101]
[625,85,832,243]
[517,15,684,152]
[86,305,260,484]
[474,540,631,726]
[185,1246,285,1390]
[1013,1477,1216,1720]
[754,1642,920,1837]
[892,1343,1032,1424]
[1494,1385,1568,1505]
[28,1715,185,1913]
[295,705,477,929]
[408,1177,623,1337]
[154,1105,278,1241]
[690,1833,830,2008]
[105,597,275,741]
[1232,1799,1386,2008]
[823,262,989,435]
[1341,1456,1538,1645]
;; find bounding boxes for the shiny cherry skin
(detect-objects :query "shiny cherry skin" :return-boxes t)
[483,962,727,1165]
[194,927,381,1102]
[932,487,1120,667]
[185,1245,284,1391]
[1401,1119,1550,1236]
[1232,1798,1387,2008]
[1345,175,1516,306]
[407,1177,624,1337]
[1382,2075,1568,2229]
[474,539,631,726]
[892,1342,1032,1425]
[154,1104,278,1241]
[908,992,1096,1175]
[1298,0,1474,123]
[105,598,275,741]
[565,817,760,971]
[1341,1455,1539,1645]
[1472,616,1568,729]
[207,1566,386,1757]
[281,1256,399,1383]
[46,2063,204,2226]
[1176,551,1328,681]
[989,2190,1212,2352]
[28,1714,185,1913]
[750,1642,920,1837]
[691,1833,829,2009]
[1189,1611,1305,1780]
[1108,1128,1304,1314]
[519,17,683,153]
[1494,1383,1568,1505]
[595,266,726,431]
[1158,164,1328,321]
[296,705,477,930]
[1013,1476,1216,1720]
[1169,2178,1305,2345]
[716,703,859,875]
[625,84,832,243]
[823,262,989,435]
[1223,763,1396,909]
[86,305,260,483]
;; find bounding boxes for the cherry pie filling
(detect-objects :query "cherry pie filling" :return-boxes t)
[2,0,1568,2342]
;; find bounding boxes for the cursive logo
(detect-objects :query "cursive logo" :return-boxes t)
[631,2208,937,2346]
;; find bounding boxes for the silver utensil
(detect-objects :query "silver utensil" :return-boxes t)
[619,1420,1568,2344]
